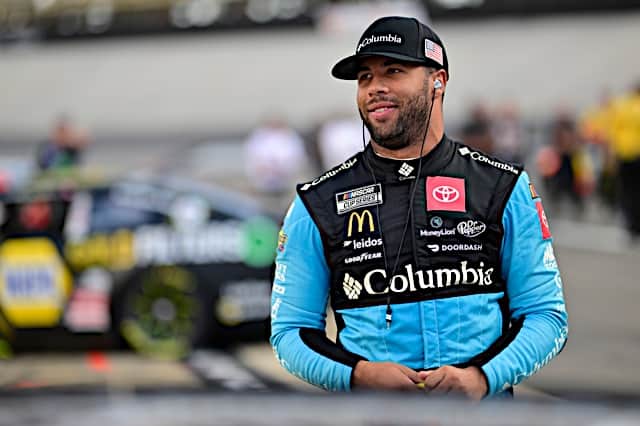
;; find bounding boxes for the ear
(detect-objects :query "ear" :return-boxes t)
[433,69,448,91]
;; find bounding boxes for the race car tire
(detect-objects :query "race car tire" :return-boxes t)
[115,265,207,360]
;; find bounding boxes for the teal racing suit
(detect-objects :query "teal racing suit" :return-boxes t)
[270,137,568,396]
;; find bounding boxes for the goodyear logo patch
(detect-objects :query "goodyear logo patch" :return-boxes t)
[335,184,383,215]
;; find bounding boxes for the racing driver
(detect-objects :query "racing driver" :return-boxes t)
[270,16,568,399]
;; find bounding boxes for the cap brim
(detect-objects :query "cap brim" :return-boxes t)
[331,52,428,80]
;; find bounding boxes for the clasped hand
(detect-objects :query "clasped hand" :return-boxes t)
[352,361,487,400]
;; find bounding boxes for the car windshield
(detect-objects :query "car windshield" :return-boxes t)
[89,188,166,233]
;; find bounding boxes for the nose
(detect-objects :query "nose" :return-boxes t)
[367,75,389,97]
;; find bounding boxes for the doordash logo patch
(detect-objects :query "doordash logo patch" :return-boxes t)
[426,176,466,212]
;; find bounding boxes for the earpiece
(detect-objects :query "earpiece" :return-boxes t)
[434,79,443,89]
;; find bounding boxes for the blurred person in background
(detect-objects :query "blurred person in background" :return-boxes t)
[460,101,494,154]
[603,83,640,241]
[243,116,309,212]
[580,90,618,210]
[536,111,595,216]
[271,16,567,400]
[36,115,90,171]
[315,113,370,170]
[491,101,525,164]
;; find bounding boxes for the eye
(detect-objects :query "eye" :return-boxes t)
[357,72,372,83]
[387,67,403,74]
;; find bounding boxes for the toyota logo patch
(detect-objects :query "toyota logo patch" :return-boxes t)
[426,176,466,212]
[432,185,460,203]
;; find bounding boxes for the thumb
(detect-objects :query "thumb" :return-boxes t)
[418,370,433,381]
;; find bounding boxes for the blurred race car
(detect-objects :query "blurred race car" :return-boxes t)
[0,173,279,359]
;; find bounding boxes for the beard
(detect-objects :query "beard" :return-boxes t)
[360,80,431,151]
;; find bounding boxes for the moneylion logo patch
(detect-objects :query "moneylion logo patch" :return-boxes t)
[420,228,455,238]
[343,273,363,300]
[335,184,383,215]
[430,216,443,228]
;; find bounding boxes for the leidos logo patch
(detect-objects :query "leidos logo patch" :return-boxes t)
[335,184,383,215]
[343,237,382,250]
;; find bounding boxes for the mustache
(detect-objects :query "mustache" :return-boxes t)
[366,96,400,107]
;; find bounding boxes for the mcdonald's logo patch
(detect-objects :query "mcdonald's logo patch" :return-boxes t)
[335,184,383,215]
[346,209,376,237]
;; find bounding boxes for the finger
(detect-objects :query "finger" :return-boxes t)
[432,379,454,394]
[397,365,422,383]
[423,370,446,389]
[424,376,455,397]
[397,375,423,392]
[406,370,423,383]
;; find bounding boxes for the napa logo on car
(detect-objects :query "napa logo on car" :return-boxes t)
[0,238,72,327]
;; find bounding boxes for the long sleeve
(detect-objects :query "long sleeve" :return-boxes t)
[481,171,569,395]
[270,195,365,391]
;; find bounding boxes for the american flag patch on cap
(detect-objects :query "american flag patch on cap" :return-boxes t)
[424,39,443,65]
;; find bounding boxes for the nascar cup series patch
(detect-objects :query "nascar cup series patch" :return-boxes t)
[335,184,383,215]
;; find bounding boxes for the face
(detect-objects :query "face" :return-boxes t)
[356,57,433,151]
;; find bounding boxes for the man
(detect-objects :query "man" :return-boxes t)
[36,116,90,171]
[603,83,640,241]
[270,16,568,399]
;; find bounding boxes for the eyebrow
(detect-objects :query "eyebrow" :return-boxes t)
[356,59,406,73]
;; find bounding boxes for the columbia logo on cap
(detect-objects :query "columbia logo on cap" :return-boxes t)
[357,33,403,52]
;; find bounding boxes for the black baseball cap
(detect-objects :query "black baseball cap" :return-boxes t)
[331,16,449,81]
